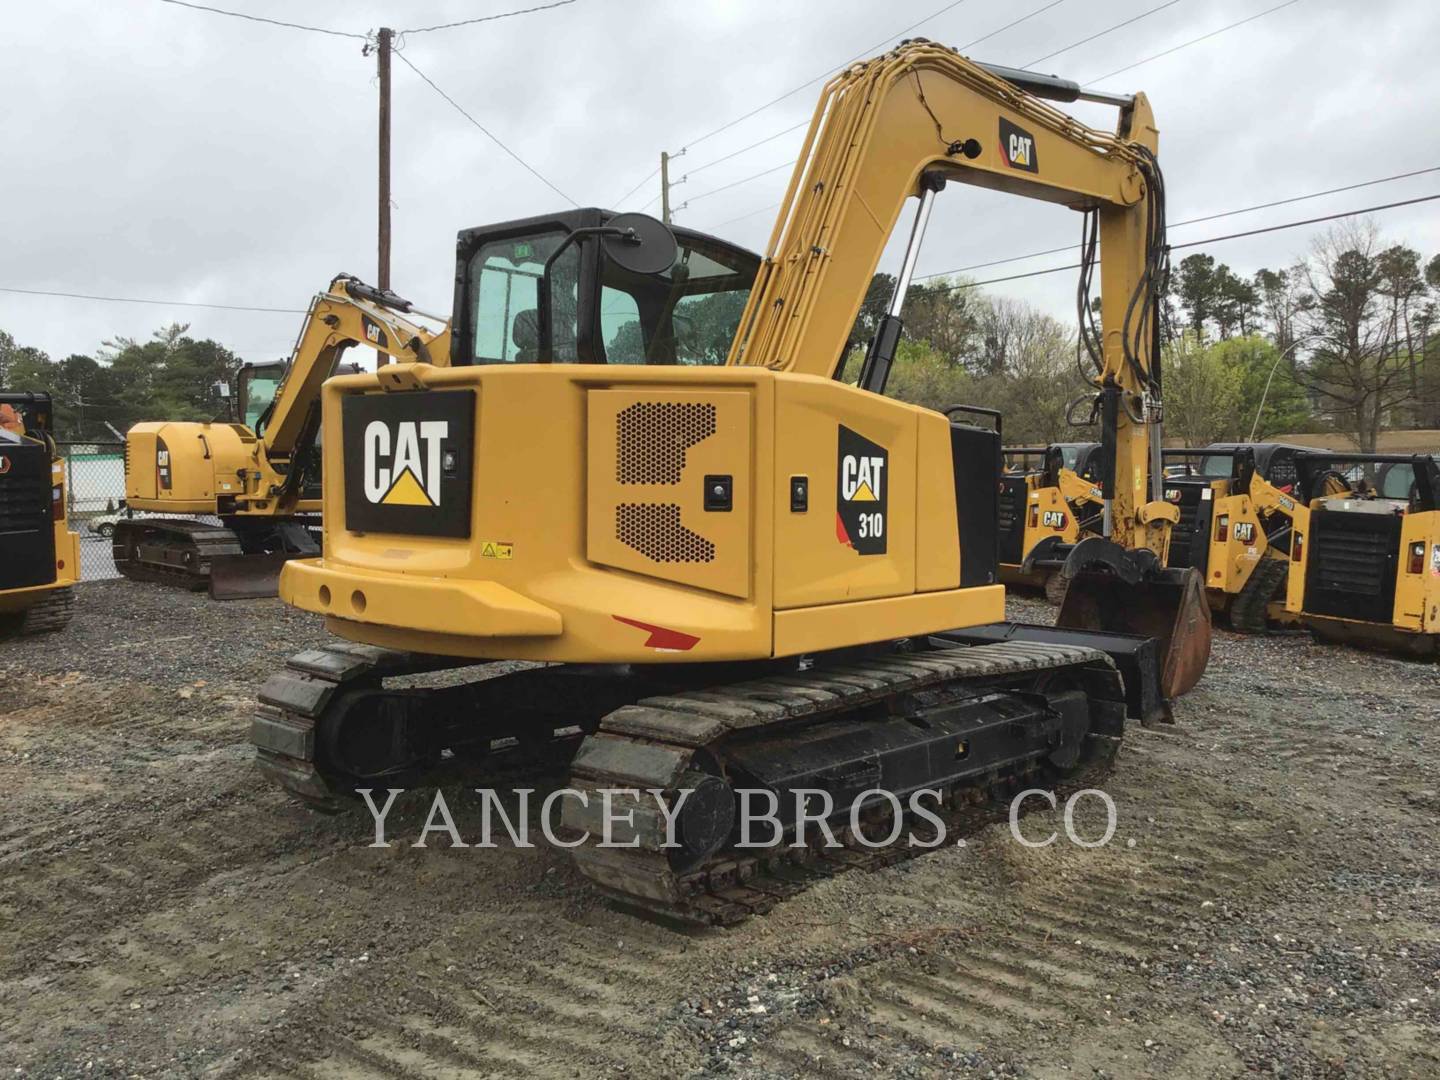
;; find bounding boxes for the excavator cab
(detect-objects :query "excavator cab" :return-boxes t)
[450,209,760,369]
[237,361,287,430]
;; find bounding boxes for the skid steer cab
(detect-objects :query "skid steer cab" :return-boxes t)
[999,442,1103,589]
[1282,451,1440,656]
[1155,443,1321,633]
[0,392,78,635]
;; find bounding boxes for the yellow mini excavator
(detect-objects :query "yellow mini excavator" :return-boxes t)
[117,276,447,598]
[0,392,78,634]
[253,41,1210,923]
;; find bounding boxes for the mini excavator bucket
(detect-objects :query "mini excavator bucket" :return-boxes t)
[1055,537,1212,702]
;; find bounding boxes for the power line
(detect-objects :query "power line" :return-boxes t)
[683,0,1072,183]
[715,201,784,229]
[156,0,365,39]
[678,3,1077,185]
[614,166,661,208]
[686,122,810,178]
[917,165,1440,280]
[0,285,305,314]
[394,51,578,208]
[12,194,1432,318]
[400,0,579,35]
[1025,0,1181,67]
[1086,0,1303,85]
[679,159,798,209]
[937,192,1440,292]
[964,0,1071,52]
[675,0,975,154]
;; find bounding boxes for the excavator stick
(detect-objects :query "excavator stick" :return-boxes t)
[1055,537,1212,702]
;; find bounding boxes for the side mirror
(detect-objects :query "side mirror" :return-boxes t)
[537,213,679,362]
[601,213,678,276]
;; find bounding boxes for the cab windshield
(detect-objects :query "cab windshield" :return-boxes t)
[239,363,286,430]
[1198,453,1235,478]
[466,228,758,365]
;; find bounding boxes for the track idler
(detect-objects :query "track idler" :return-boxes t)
[1055,536,1212,700]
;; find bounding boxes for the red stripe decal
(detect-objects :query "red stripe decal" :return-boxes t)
[612,615,701,651]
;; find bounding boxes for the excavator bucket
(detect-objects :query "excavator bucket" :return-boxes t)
[207,552,293,601]
[1056,538,1212,702]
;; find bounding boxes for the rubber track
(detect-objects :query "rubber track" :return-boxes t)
[252,641,419,809]
[1230,556,1289,634]
[252,644,604,810]
[15,587,74,635]
[565,640,1125,926]
[113,517,244,590]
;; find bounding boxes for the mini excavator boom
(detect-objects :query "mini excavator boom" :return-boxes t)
[118,276,448,597]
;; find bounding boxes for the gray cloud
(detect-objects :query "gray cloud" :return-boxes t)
[3,0,1436,363]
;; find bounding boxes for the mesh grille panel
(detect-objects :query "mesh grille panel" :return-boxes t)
[616,402,716,484]
[616,503,715,563]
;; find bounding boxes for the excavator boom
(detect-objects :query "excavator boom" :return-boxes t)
[119,275,449,597]
[726,40,1205,695]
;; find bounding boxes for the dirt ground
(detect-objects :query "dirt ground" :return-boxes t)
[2,580,1438,1079]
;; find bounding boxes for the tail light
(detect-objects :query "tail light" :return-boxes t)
[1216,514,1229,542]
[52,484,63,521]
[1292,532,1304,562]
[1408,541,1425,574]
[1028,505,1038,528]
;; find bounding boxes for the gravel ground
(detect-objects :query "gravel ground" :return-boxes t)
[2,580,1438,1078]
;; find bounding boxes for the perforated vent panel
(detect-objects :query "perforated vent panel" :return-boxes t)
[616,402,717,484]
[616,503,716,563]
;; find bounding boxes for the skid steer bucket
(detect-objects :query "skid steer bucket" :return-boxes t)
[207,552,293,601]
[1055,537,1212,702]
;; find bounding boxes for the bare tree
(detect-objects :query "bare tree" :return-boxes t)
[1375,244,1429,426]
[1293,221,1419,453]
[967,300,1086,443]
[1254,263,1309,357]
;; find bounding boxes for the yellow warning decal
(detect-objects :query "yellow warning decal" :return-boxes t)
[381,468,434,507]
[478,540,514,559]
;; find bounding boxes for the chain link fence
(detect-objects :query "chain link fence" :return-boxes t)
[57,441,127,581]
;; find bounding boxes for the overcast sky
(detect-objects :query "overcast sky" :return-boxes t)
[4,0,1438,365]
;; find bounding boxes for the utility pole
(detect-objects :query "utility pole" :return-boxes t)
[660,151,671,225]
[376,27,393,292]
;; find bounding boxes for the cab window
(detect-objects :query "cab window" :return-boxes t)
[467,232,580,363]
[595,236,758,365]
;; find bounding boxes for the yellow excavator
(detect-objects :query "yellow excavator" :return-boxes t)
[116,277,446,597]
[253,41,1210,923]
[0,392,78,635]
